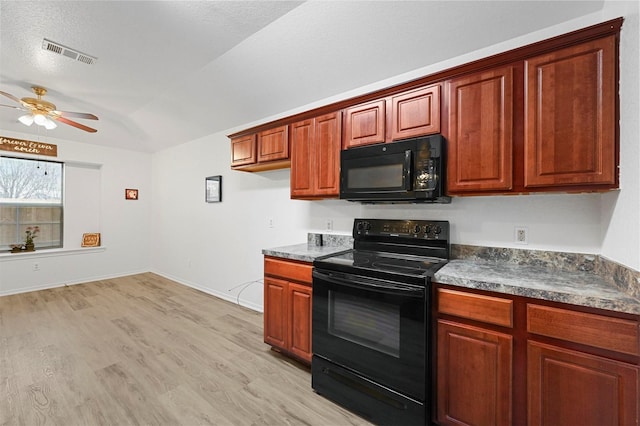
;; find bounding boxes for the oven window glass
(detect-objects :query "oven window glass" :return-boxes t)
[347,163,403,189]
[328,290,400,357]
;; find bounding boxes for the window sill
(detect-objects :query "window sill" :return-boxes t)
[0,246,106,261]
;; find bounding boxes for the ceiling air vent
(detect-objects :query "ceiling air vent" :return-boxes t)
[42,39,97,65]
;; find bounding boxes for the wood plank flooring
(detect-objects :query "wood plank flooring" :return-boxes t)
[0,273,370,426]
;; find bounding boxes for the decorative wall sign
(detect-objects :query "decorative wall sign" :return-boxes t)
[125,188,139,200]
[0,136,58,157]
[205,175,222,203]
[81,233,101,247]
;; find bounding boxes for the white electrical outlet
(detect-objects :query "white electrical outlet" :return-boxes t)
[268,217,274,228]
[33,262,40,271]
[515,226,528,245]
[326,219,333,231]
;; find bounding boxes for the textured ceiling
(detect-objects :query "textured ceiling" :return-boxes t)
[0,1,605,153]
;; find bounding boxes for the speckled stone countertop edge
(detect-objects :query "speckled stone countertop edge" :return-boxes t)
[435,259,640,316]
[262,233,352,263]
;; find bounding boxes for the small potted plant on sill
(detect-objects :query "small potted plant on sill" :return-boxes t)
[24,226,40,251]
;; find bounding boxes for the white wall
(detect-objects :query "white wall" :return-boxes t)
[150,1,639,310]
[0,129,152,295]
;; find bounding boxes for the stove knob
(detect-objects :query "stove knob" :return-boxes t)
[434,225,442,234]
[413,225,421,234]
[357,221,371,231]
[425,225,432,234]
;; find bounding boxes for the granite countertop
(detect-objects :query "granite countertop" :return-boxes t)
[262,232,353,263]
[435,259,640,315]
[262,242,350,263]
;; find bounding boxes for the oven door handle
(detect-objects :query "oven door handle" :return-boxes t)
[313,270,425,298]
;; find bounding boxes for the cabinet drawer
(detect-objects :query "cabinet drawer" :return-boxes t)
[264,257,312,284]
[437,288,513,328]
[527,304,640,356]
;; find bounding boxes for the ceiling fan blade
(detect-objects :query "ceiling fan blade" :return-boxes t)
[0,90,22,104]
[0,103,26,110]
[55,115,98,133]
[55,110,99,120]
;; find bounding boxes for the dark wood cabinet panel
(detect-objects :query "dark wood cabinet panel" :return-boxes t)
[446,66,514,193]
[528,341,639,426]
[290,119,314,196]
[263,257,313,364]
[524,35,616,188]
[343,99,386,148]
[288,282,312,363]
[258,125,289,163]
[436,319,513,426]
[314,112,341,196]
[230,134,257,167]
[291,112,341,199]
[264,277,287,349]
[391,85,440,140]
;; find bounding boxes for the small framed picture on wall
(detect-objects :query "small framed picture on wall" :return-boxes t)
[205,175,222,203]
[125,189,139,200]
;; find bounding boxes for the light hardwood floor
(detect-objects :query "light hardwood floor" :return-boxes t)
[0,273,370,426]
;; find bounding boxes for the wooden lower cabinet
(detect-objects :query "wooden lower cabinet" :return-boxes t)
[436,320,513,426]
[263,257,313,364]
[434,284,640,426]
[528,341,639,426]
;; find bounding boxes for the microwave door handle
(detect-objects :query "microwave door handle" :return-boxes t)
[403,150,412,191]
[313,270,424,298]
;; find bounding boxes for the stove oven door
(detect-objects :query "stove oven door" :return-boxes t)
[312,268,427,401]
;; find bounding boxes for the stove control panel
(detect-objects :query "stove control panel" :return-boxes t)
[354,219,449,240]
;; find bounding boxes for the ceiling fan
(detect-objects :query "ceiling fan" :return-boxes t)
[0,86,98,133]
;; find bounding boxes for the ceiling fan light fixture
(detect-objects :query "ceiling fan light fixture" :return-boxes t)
[33,114,47,126]
[18,114,34,126]
[43,118,57,130]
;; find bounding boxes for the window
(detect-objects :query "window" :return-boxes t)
[0,156,63,250]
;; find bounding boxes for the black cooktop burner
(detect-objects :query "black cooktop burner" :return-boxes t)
[314,219,450,285]
[315,249,447,284]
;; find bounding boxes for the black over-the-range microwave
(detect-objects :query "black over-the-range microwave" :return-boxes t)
[339,134,450,203]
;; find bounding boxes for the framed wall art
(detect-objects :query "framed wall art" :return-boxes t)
[81,233,101,247]
[125,188,139,200]
[205,175,222,203]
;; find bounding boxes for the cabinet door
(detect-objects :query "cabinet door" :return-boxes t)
[436,320,513,426]
[264,277,288,349]
[313,112,341,196]
[230,134,256,167]
[524,36,616,187]
[391,85,440,140]
[288,282,312,363]
[258,125,289,163]
[528,341,639,426]
[290,119,314,198]
[343,99,386,148]
[446,66,514,193]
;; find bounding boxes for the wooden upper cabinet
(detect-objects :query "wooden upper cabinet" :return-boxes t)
[524,35,616,188]
[258,125,289,163]
[446,66,515,193]
[391,85,440,140]
[290,119,314,197]
[343,99,386,148]
[230,134,256,167]
[291,111,341,199]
